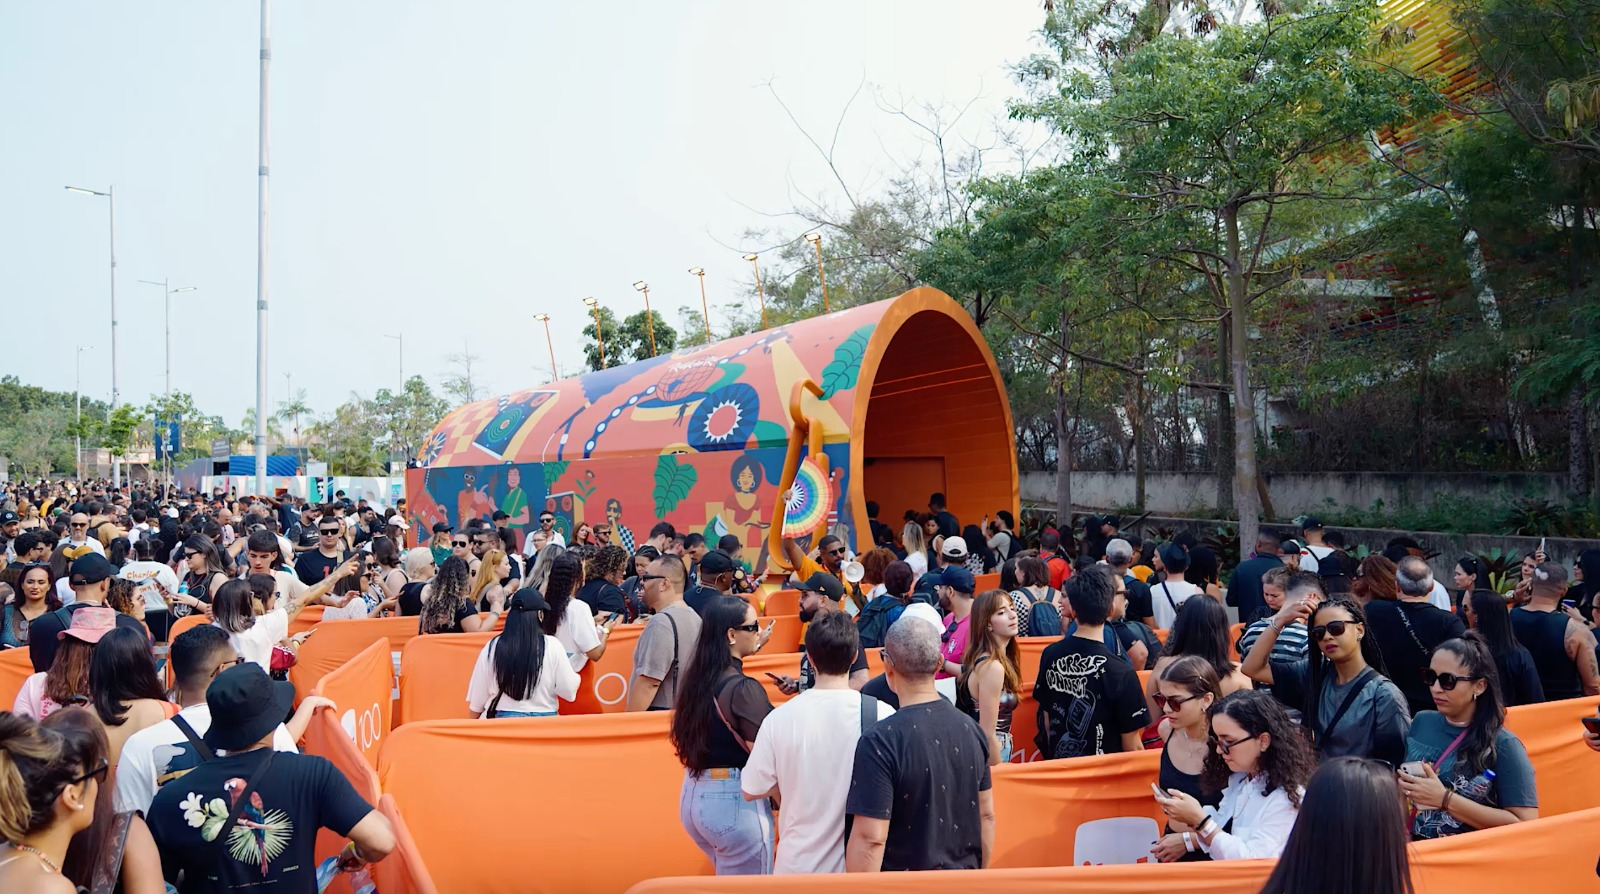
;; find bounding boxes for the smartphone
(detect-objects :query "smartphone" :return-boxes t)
[1539,537,1546,557]
[1581,717,1600,735]
[1398,761,1426,777]
[1563,600,1579,610]
[764,619,776,634]
[603,612,623,624]
[1149,782,1168,799]
[764,672,785,682]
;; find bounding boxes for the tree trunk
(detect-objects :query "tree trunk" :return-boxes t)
[1214,320,1235,517]
[1134,364,1148,511]
[1570,384,1592,498]
[1055,309,1074,522]
[1223,203,1262,551]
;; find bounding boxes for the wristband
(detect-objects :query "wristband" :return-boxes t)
[1441,789,1454,811]
[1199,815,1218,837]
[1182,832,1194,852]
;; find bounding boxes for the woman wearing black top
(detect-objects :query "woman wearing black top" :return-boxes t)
[1451,556,1495,615]
[576,545,629,617]
[1571,549,1600,624]
[1463,589,1544,706]
[669,595,775,875]
[175,534,228,617]
[1150,656,1222,862]
[419,556,499,634]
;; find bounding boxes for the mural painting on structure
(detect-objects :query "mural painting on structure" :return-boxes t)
[404,303,883,575]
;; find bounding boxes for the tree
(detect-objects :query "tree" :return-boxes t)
[306,400,387,475]
[239,407,284,448]
[277,388,312,446]
[367,376,450,465]
[443,343,486,404]
[582,305,677,370]
[1016,0,1432,546]
[101,404,144,460]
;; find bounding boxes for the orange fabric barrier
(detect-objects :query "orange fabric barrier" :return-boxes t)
[0,648,32,710]
[565,624,644,714]
[762,589,800,616]
[1502,694,1600,817]
[302,704,383,894]
[290,616,423,702]
[310,638,395,769]
[975,572,1000,592]
[759,615,802,653]
[1227,622,1244,661]
[622,806,1600,894]
[369,794,440,894]
[990,749,1165,866]
[288,605,325,636]
[378,714,707,894]
[395,630,495,724]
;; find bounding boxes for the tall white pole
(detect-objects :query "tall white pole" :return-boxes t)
[254,0,271,496]
[163,277,171,396]
[75,347,87,480]
[108,185,120,490]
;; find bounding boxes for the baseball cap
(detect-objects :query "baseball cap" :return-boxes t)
[0,511,18,525]
[510,588,551,613]
[940,536,969,560]
[68,553,114,587]
[387,517,410,531]
[897,603,945,637]
[1300,516,1324,532]
[59,606,118,644]
[939,565,976,593]
[431,522,453,534]
[698,550,737,576]
[794,571,846,601]
[203,664,297,752]
[1281,538,1306,554]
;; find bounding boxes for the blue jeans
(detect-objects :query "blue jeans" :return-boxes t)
[679,768,773,875]
[997,731,1014,763]
[494,710,556,718]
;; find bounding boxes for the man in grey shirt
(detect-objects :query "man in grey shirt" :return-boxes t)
[627,554,703,711]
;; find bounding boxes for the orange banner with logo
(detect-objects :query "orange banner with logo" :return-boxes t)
[310,637,394,769]
[378,714,707,894]
[301,701,384,894]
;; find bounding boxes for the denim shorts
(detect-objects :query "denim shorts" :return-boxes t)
[679,767,773,875]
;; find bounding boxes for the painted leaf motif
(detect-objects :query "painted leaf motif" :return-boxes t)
[653,454,698,518]
[819,325,875,398]
[543,461,569,491]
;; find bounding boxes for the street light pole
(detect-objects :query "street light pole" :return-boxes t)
[804,231,830,314]
[631,281,657,357]
[382,333,404,392]
[687,267,711,343]
[75,345,92,480]
[533,314,557,381]
[743,253,770,331]
[65,184,118,486]
[138,279,197,398]
[582,298,606,369]
[254,0,272,496]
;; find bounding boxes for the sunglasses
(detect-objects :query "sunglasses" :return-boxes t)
[1422,669,1482,691]
[213,656,246,676]
[1310,620,1352,641]
[733,623,762,633]
[71,522,88,528]
[639,573,666,582]
[320,530,341,536]
[827,547,847,557]
[540,517,555,524]
[68,757,111,787]
[1209,733,1255,755]
[453,540,469,547]
[1154,693,1200,712]
[184,551,202,559]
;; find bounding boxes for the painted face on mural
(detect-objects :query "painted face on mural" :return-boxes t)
[506,467,520,489]
[735,467,756,494]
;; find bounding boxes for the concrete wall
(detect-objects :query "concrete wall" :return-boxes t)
[1020,471,1568,518]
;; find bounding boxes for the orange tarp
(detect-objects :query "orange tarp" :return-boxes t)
[290,616,423,702]
[378,714,707,894]
[369,794,439,894]
[395,630,494,724]
[975,573,1000,592]
[761,589,799,616]
[759,615,802,654]
[302,703,383,894]
[622,806,1600,894]
[288,605,325,636]
[310,637,395,769]
[1502,694,1600,817]
[990,750,1164,865]
[0,648,31,710]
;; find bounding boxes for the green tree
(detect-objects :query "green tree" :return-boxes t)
[582,306,677,369]
[278,388,312,446]
[367,376,450,465]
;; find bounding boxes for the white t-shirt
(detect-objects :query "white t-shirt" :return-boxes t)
[905,551,928,577]
[225,607,289,671]
[553,598,602,673]
[1428,580,1452,612]
[57,578,76,606]
[120,560,180,612]
[466,633,580,716]
[1302,544,1335,575]
[113,703,299,814]
[267,568,309,605]
[64,537,106,556]
[740,688,894,874]
[1151,579,1204,631]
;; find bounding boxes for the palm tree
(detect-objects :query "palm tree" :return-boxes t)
[278,389,312,447]
[240,407,285,449]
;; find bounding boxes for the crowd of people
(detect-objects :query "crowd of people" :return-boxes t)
[0,478,1597,892]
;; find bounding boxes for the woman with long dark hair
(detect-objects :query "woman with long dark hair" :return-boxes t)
[213,562,346,671]
[1352,554,1399,605]
[669,595,775,875]
[419,556,500,634]
[1570,548,1600,624]
[1146,594,1253,720]
[174,534,228,618]
[961,524,994,574]
[1184,546,1224,600]
[106,536,130,571]
[1149,656,1222,862]
[0,709,112,893]
[1244,594,1410,766]
[1,563,60,648]
[1257,757,1413,894]
[542,553,615,671]
[1154,690,1313,861]
[1463,590,1544,706]
[466,588,579,718]
[958,590,1022,764]
[88,627,174,765]
[1008,556,1057,638]
[1451,556,1494,613]
[577,545,629,616]
[1398,633,1539,839]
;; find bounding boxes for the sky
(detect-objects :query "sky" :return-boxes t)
[0,1,1044,424]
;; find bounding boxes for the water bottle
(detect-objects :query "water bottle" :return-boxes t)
[349,868,376,894]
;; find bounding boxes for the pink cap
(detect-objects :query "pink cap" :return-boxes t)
[59,606,118,644]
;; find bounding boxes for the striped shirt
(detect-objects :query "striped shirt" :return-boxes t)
[1238,618,1310,667]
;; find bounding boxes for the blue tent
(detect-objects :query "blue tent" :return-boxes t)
[226,454,299,477]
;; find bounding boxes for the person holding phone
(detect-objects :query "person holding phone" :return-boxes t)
[1583,713,1600,752]
[541,553,617,673]
[1148,656,1223,863]
[1397,634,1538,839]
[1152,690,1312,861]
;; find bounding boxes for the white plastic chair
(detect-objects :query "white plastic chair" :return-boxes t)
[1072,816,1161,865]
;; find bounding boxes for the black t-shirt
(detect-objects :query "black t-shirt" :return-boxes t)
[1226,556,1284,624]
[148,749,373,894]
[397,581,427,617]
[1033,634,1151,760]
[425,599,480,635]
[859,673,900,710]
[293,549,347,587]
[845,699,990,871]
[1123,575,1154,624]
[683,584,723,617]
[797,639,869,690]
[575,580,627,616]
[1365,600,1466,715]
[28,603,149,672]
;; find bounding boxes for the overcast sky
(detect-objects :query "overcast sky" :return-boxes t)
[1,1,1042,423]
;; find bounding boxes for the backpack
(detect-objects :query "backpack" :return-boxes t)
[1116,619,1163,670]
[1026,598,1063,638]
[856,595,901,649]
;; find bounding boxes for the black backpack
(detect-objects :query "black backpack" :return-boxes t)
[856,595,901,649]
[1026,597,1063,638]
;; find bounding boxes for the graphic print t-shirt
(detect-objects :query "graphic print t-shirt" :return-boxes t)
[148,749,372,894]
[1033,635,1151,759]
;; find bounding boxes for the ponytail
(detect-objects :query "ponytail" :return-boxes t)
[0,710,90,841]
